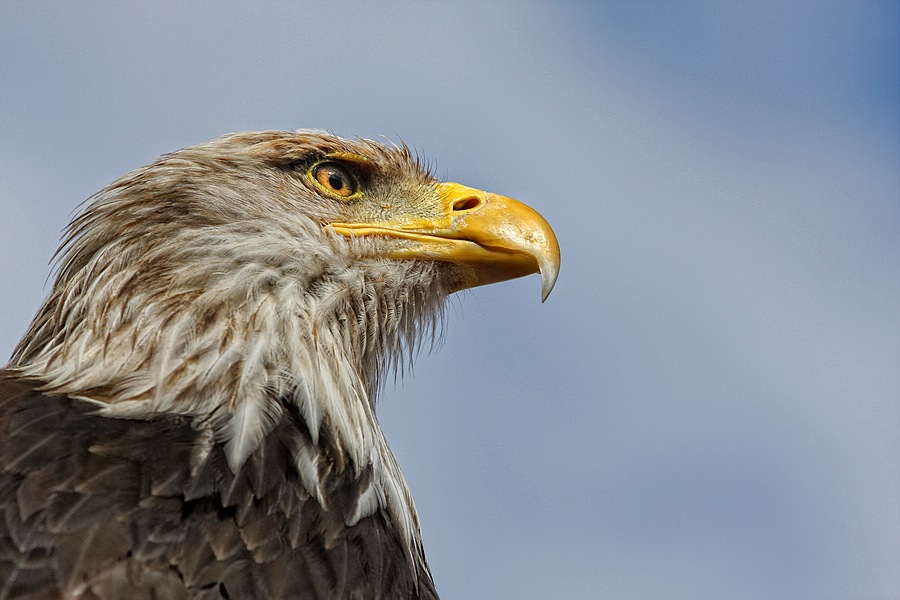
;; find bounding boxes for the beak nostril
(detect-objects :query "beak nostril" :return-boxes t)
[452,197,482,211]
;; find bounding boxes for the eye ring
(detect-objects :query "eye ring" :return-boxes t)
[309,161,359,199]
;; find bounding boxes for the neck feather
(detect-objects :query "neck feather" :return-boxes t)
[9,220,448,566]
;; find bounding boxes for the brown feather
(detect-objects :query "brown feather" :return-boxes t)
[0,372,439,599]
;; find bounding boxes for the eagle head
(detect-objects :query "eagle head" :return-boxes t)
[6,131,559,590]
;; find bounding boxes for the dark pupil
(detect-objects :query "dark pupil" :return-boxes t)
[328,173,344,190]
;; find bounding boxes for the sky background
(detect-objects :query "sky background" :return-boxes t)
[1,2,898,599]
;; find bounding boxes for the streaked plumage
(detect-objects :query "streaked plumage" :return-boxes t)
[0,131,559,599]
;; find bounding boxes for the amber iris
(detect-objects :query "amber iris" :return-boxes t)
[312,162,357,198]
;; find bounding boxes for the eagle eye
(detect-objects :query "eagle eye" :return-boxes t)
[311,162,358,198]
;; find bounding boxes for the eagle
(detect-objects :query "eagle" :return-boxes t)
[0,131,559,599]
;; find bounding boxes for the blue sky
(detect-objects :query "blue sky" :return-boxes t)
[1,2,898,598]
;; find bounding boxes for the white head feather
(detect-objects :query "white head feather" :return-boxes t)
[9,130,453,568]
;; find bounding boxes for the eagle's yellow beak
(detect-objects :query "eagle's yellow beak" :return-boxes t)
[329,182,560,301]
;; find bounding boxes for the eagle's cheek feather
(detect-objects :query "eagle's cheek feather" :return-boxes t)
[0,130,558,599]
